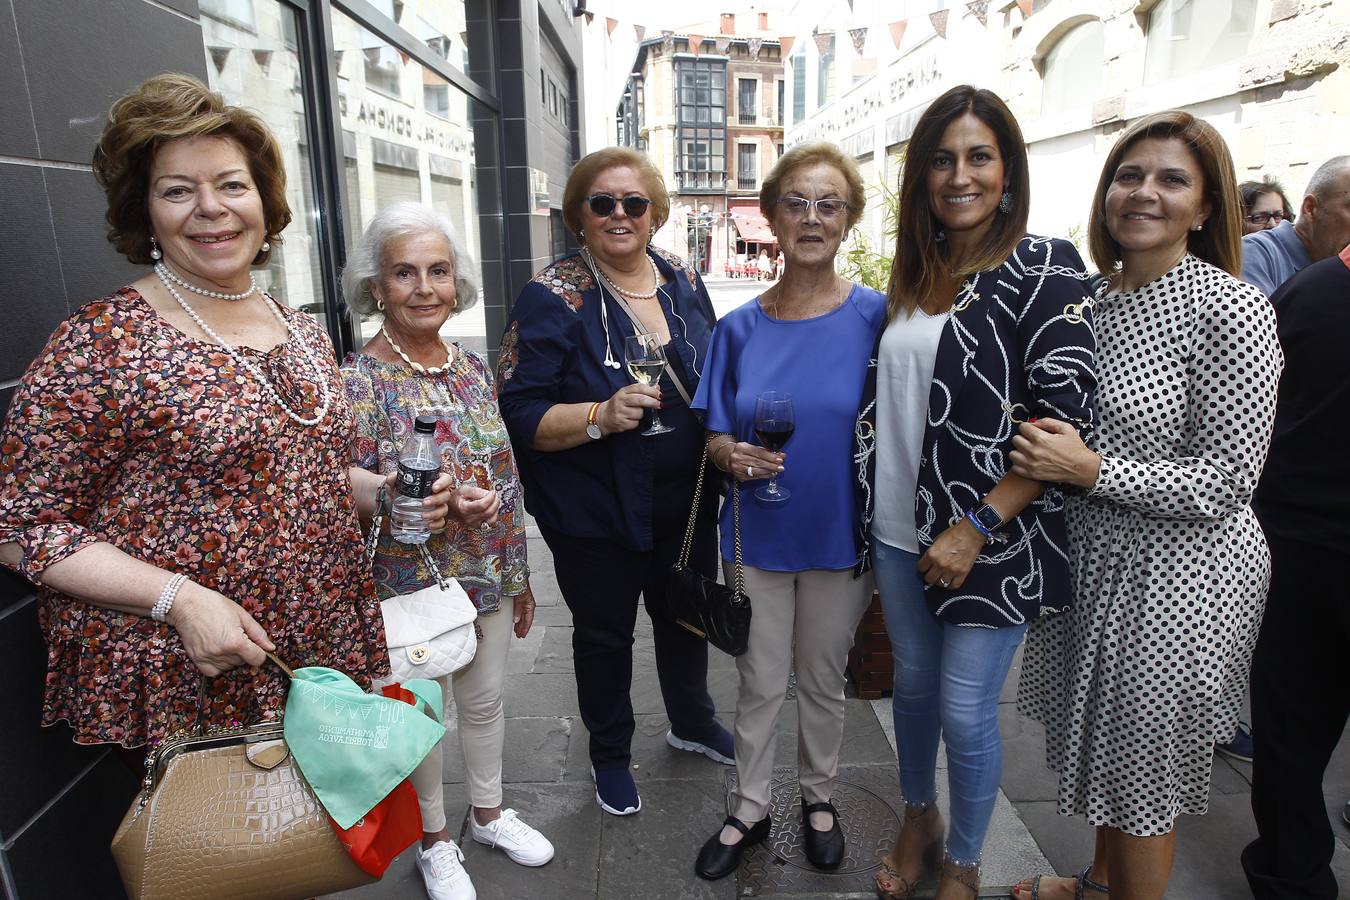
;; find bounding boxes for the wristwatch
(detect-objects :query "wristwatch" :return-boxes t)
[585,401,603,440]
[965,502,1007,544]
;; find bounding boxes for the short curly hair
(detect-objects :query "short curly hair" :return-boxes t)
[341,202,480,318]
[92,73,291,266]
[759,142,867,232]
[561,147,670,240]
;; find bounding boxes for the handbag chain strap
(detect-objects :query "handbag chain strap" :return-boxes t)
[368,483,450,591]
[676,445,745,597]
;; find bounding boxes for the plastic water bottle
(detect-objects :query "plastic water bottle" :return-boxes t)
[390,415,440,545]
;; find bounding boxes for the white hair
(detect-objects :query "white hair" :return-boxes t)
[340,201,481,317]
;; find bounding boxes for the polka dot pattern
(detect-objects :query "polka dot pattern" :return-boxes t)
[1018,255,1283,836]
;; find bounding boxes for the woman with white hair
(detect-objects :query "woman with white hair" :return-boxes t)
[341,201,553,900]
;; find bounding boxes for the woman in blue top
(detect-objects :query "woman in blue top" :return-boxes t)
[496,148,732,819]
[691,142,886,880]
[857,86,1098,899]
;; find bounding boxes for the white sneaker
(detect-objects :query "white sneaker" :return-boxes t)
[415,840,476,900]
[469,808,555,866]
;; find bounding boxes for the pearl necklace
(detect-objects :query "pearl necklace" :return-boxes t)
[584,248,660,300]
[154,266,331,426]
[155,262,257,301]
[381,326,454,375]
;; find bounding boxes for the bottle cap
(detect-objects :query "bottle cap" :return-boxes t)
[414,415,438,434]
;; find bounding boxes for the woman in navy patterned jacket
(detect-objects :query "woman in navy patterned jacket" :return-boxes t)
[857,86,1098,899]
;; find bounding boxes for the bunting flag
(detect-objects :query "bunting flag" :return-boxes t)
[1016,0,1032,16]
[929,9,950,37]
[209,46,231,74]
[584,11,594,24]
[688,33,704,56]
[715,35,731,54]
[397,49,410,65]
[966,0,990,24]
[780,35,795,55]
[635,24,646,41]
[888,20,907,48]
[748,36,763,59]
[813,31,834,54]
[848,26,868,54]
[606,16,617,35]
[661,29,674,51]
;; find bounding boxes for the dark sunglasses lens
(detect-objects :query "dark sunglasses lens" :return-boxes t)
[621,196,651,217]
[588,195,617,217]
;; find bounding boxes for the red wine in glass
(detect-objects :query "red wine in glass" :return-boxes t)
[753,391,794,503]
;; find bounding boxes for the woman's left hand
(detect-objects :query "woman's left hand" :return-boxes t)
[1008,418,1101,489]
[917,519,985,590]
[513,584,537,638]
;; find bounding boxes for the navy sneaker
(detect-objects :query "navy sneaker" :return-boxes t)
[591,765,641,816]
[666,723,735,765]
[1216,721,1254,763]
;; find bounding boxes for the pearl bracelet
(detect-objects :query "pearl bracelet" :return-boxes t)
[151,573,189,623]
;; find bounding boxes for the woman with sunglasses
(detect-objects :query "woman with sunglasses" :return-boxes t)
[691,142,886,881]
[496,148,732,818]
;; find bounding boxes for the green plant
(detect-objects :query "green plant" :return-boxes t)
[838,163,902,292]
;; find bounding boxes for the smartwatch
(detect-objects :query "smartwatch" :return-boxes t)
[585,401,603,440]
[965,503,1007,544]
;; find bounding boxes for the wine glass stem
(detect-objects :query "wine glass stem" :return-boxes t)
[651,411,665,429]
[768,473,779,494]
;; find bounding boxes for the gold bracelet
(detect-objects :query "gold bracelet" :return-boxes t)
[708,436,735,471]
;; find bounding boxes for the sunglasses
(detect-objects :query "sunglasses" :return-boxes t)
[776,197,850,219]
[587,193,652,218]
[1245,211,1291,226]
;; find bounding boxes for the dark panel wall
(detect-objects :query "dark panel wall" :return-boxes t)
[0,2,206,897]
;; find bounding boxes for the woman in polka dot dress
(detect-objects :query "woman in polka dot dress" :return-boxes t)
[1008,111,1283,899]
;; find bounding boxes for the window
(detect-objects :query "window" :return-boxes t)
[364,46,402,96]
[738,144,757,189]
[1040,20,1104,115]
[1144,0,1257,84]
[816,34,835,110]
[776,79,784,126]
[200,0,256,29]
[738,78,757,124]
[675,59,727,191]
[792,52,806,124]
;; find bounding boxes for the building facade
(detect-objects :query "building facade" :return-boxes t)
[617,12,785,276]
[785,0,1350,263]
[0,0,591,896]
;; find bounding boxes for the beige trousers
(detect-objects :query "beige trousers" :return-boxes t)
[728,563,874,823]
[374,596,514,834]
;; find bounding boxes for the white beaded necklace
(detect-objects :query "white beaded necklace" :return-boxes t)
[584,247,660,300]
[381,326,454,375]
[154,266,331,427]
[155,262,257,302]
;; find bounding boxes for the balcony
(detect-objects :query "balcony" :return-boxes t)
[736,174,756,189]
[676,172,727,193]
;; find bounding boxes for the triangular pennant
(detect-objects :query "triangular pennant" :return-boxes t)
[848,26,868,54]
[607,16,618,35]
[780,35,795,55]
[966,0,990,24]
[397,49,410,65]
[1016,0,1032,16]
[929,9,950,37]
[688,33,704,55]
[584,11,593,24]
[661,29,675,51]
[813,31,834,54]
[715,35,731,54]
[748,37,763,59]
[209,46,231,75]
[635,24,646,41]
[889,20,907,47]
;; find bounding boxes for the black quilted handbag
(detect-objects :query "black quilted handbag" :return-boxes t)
[667,450,751,657]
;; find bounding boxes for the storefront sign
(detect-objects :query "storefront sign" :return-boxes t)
[789,50,941,146]
[337,91,472,156]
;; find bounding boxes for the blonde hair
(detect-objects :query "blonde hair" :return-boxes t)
[562,147,669,240]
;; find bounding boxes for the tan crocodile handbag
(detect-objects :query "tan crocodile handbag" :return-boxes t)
[110,654,376,900]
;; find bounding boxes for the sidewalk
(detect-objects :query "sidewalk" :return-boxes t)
[334,527,1350,900]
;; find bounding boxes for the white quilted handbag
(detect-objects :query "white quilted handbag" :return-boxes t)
[368,490,478,681]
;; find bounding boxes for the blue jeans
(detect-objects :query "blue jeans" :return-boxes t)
[872,538,1027,864]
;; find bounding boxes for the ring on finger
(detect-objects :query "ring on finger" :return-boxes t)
[747,465,754,477]
[939,578,951,587]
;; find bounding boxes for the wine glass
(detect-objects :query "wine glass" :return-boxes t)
[753,391,794,503]
[624,332,673,436]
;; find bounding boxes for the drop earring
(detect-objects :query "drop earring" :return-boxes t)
[998,191,1013,214]
[376,297,385,312]
[149,237,162,260]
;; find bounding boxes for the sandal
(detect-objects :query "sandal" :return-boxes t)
[936,855,979,899]
[1017,864,1110,899]
[875,804,944,899]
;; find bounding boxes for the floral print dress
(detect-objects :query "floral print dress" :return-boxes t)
[0,288,388,747]
[341,350,528,613]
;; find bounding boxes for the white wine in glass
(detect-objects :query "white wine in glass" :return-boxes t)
[624,332,673,435]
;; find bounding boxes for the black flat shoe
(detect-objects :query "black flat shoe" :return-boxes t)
[801,798,845,869]
[694,815,772,880]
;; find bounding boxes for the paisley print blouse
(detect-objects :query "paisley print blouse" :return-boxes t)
[341,349,528,613]
[0,288,388,747]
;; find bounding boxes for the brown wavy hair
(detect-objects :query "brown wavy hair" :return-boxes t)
[1088,110,1242,279]
[885,85,1030,320]
[562,147,670,241]
[92,73,291,266]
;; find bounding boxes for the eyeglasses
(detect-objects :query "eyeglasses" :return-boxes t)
[587,193,652,218]
[776,197,850,219]
[1245,211,1291,226]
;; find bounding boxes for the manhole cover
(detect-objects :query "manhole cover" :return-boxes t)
[766,778,902,874]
